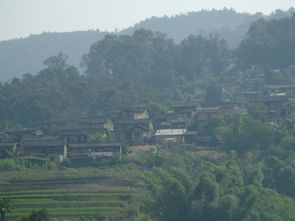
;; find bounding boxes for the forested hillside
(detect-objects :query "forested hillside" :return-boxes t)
[0,29,230,127]
[123,8,261,47]
[1,8,294,82]
[115,7,294,46]
[1,12,295,128]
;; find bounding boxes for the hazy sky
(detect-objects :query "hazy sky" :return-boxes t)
[0,0,294,41]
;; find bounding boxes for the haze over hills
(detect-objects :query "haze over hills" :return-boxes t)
[0,31,106,82]
[0,8,294,82]
[122,8,262,46]
[124,8,295,45]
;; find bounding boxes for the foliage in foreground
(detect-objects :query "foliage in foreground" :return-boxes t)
[21,209,49,221]
[1,145,295,221]
[140,149,295,221]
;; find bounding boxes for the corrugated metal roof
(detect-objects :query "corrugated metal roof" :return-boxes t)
[154,129,187,136]
[69,143,122,148]
[196,107,221,112]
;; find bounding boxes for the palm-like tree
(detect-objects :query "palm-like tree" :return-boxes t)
[0,197,13,221]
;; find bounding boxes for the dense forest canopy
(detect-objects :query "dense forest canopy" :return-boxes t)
[0,29,231,127]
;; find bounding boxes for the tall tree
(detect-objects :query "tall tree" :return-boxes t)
[204,81,223,106]
[236,14,295,68]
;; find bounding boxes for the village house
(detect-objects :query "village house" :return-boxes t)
[108,107,154,144]
[48,116,114,144]
[20,136,67,162]
[157,112,187,129]
[195,106,221,131]
[132,107,150,120]
[171,103,198,117]
[79,116,114,131]
[154,128,187,144]
[6,128,44,142]
[109,107,150,121]
[68,143,122,160]
[154,129,199,144]
[114,119,154,144]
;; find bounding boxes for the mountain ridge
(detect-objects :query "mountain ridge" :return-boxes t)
[0,8,294,82]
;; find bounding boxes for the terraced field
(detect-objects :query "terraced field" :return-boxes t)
[1,183,135,220]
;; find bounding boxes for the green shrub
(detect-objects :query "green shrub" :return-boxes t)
[0,159,23,171]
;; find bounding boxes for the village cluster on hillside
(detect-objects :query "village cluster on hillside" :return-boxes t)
[0,65,295,163]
